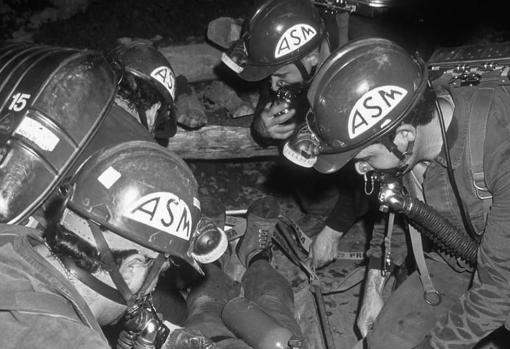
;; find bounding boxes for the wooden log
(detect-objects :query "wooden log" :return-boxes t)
[167,125,280,159]
[159,43,222,83]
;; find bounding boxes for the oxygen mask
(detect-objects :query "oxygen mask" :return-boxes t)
[117,295,170,349]
[282,111,320,168]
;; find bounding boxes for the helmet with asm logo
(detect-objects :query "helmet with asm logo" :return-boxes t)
[306,38,428,173]
[108,41,177,139]
[225,0,326,81]
[63,140,205,272]
[109,40,176,102]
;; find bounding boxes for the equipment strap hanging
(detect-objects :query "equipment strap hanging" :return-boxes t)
[405,172,441,305]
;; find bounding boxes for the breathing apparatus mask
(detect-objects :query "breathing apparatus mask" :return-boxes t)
[116,295,170,349]
[271,83,305,120]
[364,170,404,212]
[282,111,321,167]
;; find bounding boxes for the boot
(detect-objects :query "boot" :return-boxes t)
[236,197,280,268]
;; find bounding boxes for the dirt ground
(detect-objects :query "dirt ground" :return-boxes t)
[3,0,510,348]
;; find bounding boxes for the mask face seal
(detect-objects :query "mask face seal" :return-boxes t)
[282,113,320,168]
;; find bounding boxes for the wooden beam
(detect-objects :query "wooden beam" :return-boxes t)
[167,125,280,159]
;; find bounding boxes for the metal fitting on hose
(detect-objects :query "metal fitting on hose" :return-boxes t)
[378,179,407,213]
[374,171,478,264]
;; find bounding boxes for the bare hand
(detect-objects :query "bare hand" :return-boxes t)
[309,226,343,269]
[252,102,296,140]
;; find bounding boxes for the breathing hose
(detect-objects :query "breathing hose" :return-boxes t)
[403,198,478,264]
[378,178,478,265]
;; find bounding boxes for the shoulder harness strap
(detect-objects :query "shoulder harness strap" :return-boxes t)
[466,86,494,218]
[0,291,81,323]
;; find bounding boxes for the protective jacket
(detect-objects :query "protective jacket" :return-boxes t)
[369,82,510,348]
[427,84,510,347]
[0,224,110,349]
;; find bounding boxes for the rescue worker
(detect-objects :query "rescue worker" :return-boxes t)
[221,0,374,266]
[0,140,228,349]
[290,37,510,348]
[0,41,174,228]
[0,41,149,227]
[221,0,330,144]
[108,40,178,146]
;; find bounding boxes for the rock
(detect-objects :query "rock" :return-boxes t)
[47,0,89,18]
[206,17,243,49]
[159,43,222,82]
[175,75,207,129]
[232,104,254,119]
[203,81,252,117]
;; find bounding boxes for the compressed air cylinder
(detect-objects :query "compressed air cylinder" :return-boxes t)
[222,296,300,349]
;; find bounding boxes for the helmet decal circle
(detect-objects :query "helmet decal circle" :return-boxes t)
[348,85,408,139]
[124,192,193,241]
[150,66,176,100]
[275,24,317,59]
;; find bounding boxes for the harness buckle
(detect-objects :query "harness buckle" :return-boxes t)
[473,181,493,200]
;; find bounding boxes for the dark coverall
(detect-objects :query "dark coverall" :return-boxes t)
[184,261,303,349]
[0,226,110,349]
[366,83,510,348]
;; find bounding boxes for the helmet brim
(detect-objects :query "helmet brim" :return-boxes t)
[238,62,283,82]
[314,148,359,174]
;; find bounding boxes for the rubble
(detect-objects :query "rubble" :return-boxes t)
[175,76,207,129]
[202,81,255,118]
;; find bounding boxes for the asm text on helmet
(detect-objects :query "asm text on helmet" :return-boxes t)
[150,66,176,100]
[275,24,317,58]
[348,85,407,139]
[124,192,193,240]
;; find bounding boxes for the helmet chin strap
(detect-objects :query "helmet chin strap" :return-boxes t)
[293,60,317,85]
[62,221,166,307]
[136,106,149,130]
[379,135,415,177]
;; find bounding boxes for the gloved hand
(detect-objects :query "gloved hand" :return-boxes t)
[252,102,296,140]
[163,328,217,349]
[356,285,384,338]
[309,225,343,269]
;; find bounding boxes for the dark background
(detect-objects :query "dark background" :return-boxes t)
[2,0,510,57]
